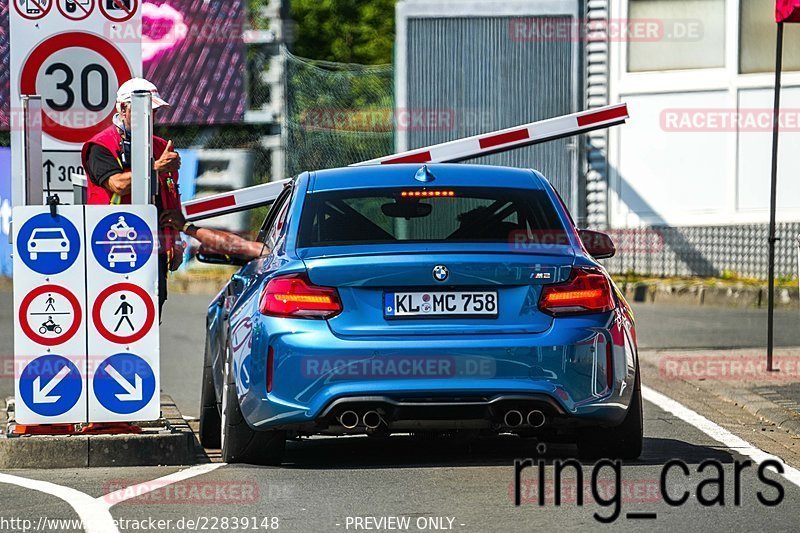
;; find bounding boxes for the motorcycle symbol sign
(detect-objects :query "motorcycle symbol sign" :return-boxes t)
[91,212,153,274]
[18,284,82,346]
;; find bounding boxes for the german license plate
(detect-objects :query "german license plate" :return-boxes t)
[384,291,498,318]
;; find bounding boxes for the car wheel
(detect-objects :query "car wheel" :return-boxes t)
[220,345,285,465]
[577,364,643,461]
[198,346,221,449]
[30,252,37,260]
[60,253,68,260]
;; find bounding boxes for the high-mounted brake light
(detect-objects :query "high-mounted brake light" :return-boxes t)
[539,268,615,316]
[400,190,455,198]
[259,274,342,319]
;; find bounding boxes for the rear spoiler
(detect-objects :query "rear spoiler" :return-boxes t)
[183,103,628,221]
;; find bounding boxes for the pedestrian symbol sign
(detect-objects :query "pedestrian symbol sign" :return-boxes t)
[92,282,155,344]
[93,353,156,415]
[16,212,81,275]
[18,355,82,417]
[91,212,154,274]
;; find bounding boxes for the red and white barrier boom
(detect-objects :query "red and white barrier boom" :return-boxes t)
[182,103,628,221]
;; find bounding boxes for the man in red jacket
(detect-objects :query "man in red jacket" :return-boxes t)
[81,78,184,314]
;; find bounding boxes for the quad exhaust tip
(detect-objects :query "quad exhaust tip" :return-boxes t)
[339,410,359,429]
[504,410,523,428]
[363,410,382,429]
[527,410,546,428]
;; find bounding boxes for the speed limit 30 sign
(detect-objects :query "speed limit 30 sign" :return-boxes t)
[20,32,133,143]
[9,0,142,198]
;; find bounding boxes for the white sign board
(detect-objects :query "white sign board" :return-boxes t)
[9,0,142,204]
[43,150,87,194]
[12,204,159,424]
[85,204,160,422]
[13,205,87,424]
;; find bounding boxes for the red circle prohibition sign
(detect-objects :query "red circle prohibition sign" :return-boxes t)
[19,32,133,143]
[56,0,95,22]
[13,0,52,21]
[92,283,155,344]
[19,284,83,346]
[98,0,138,23]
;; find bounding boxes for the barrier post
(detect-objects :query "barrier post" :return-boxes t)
[131,91,154,205]
[14,95,43,207]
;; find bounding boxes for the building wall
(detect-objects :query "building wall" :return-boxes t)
[602,0,800,278]
[608,0,800,228]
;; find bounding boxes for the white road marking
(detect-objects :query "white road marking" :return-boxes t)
[0,463,226,533]
[98,463,226,506]
[643,385,800,488]
[0,473,117,533]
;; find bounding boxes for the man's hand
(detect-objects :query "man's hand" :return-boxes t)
[169,242,184,271]
[155,140,181,173]
[106,171,132,195]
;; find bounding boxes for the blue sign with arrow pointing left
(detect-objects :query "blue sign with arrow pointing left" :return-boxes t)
[18,354,82,417]
[93,353,156,415]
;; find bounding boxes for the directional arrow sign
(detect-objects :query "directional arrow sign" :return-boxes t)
[32,366,70,404]
[105,364,143,402]
[93,353,156,416]
[18,355,82,418]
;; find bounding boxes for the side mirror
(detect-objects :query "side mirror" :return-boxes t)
[578,229,616,259]
[196,251,252,267]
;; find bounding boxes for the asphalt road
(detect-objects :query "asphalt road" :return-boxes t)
[1,291,800,532]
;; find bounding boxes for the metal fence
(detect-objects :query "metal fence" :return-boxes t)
[402,15,576,209]
[601,223,800,280]
[284,50,394,176]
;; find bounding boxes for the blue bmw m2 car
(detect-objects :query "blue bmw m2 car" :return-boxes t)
[198,163,642,465]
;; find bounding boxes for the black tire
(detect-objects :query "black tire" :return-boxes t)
[577,365,643,461]
[221,346,285,465]
[198,350,221,449]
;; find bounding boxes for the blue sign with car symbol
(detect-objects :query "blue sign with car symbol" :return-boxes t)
[17,213,81,275]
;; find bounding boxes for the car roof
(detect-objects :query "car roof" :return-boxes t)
[306,163,547,193]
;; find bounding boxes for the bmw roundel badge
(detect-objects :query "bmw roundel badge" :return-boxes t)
[432,265,449,282]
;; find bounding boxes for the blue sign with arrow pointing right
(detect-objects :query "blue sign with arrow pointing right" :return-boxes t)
[93,352,156,415]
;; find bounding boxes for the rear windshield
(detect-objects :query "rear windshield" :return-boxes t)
[298,187,567,247]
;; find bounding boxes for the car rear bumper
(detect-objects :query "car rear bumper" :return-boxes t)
[236,310,637,432]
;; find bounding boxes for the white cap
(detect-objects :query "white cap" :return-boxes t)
[116,77,169,108]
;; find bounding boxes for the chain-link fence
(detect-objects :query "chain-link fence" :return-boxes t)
[601,223,800,280]
[285,50,394,176]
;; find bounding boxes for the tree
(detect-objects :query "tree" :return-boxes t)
[290,0,395,65]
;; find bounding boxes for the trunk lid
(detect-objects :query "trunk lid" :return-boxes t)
[303,248,574,337]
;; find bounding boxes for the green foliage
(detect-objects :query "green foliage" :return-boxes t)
[290,0,395,64]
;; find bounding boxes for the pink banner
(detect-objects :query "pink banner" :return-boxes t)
[776,0,800,23]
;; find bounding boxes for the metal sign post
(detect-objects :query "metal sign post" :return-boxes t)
[13,96,44,207]
[131,91,154,206]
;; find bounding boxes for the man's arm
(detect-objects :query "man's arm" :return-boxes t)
[85,145,132,195]
[183,225,267,259]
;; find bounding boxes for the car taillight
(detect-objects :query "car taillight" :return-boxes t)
[259,273,342,319]
[539,268,615,316]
